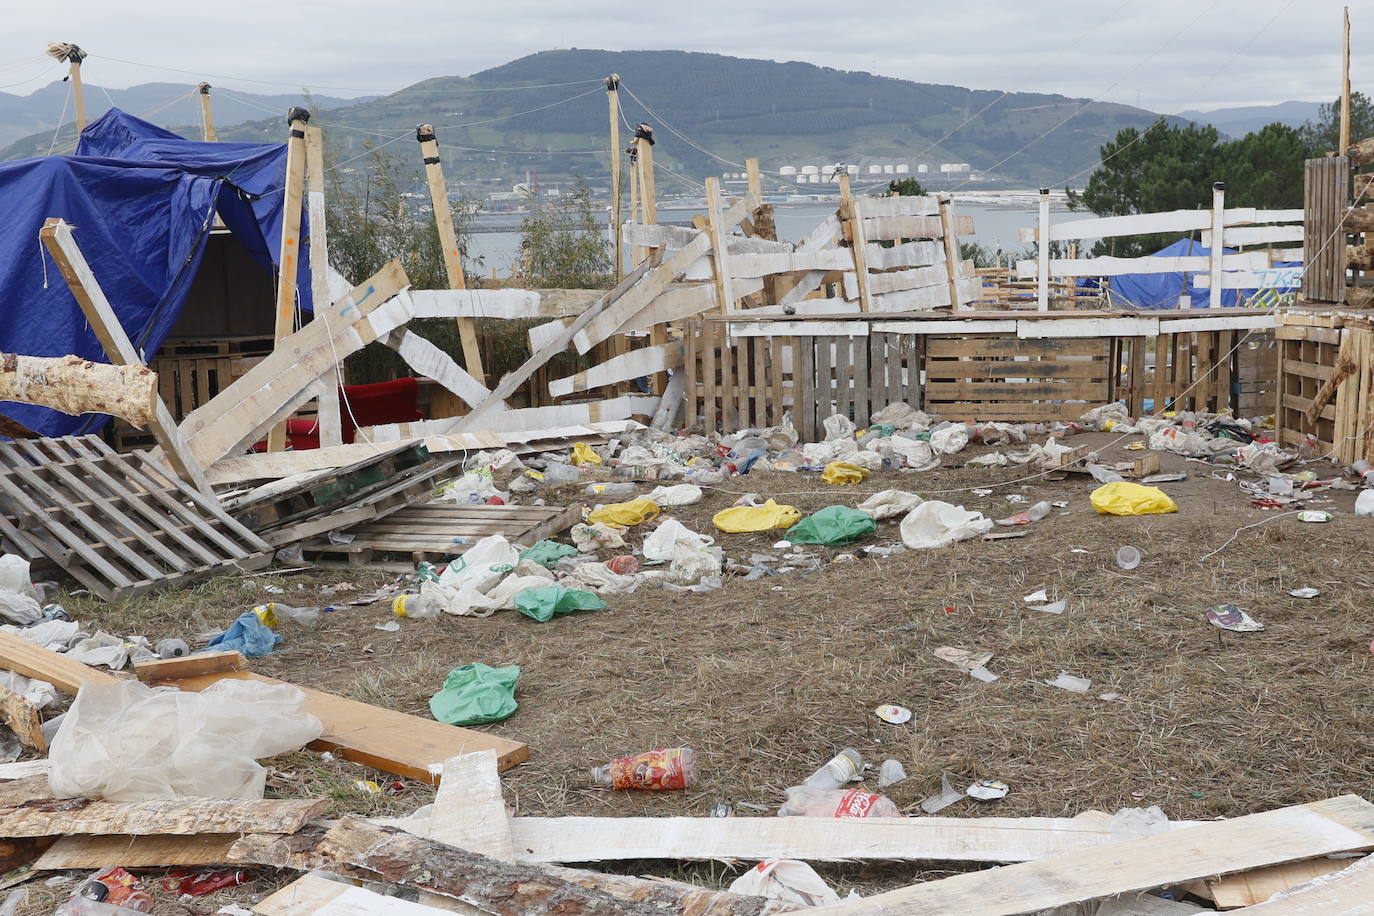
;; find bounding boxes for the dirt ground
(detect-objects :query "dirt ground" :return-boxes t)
[17,431,1374,911]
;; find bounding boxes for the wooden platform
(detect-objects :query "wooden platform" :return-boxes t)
[301,503,582,568]
[0,437,271,601]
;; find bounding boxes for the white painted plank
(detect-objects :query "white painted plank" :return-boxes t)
[1193,266,1303,289]
[1017,317,1160,338]
[866,239,944,270]
[409,288,602,320]
[863,214,975,241]
[384,324,497,411]
[742,300,862,317]
[1018,209,1212,244]
[255,873,459,915]
[1233,208,1304,225]
[1017,251,1269,279]
[844,264,948,299]
[727,320,870,337]
[854,195,939,218]
[428,751,514,861]
[362,397,660,441]
[728,249,854,278]
[547,344,681,398]
[1204,225,1304,247]
[528,316,574,352]
[873,319,1018,334]
[622,222,793,255]
[1160,313,1279,332]
[618,279,762,334]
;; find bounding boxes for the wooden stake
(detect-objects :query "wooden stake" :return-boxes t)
[305,124,343,448]
[705,177,737,316]
[746,158,762,201]
[197,82,217,142]
[635,124,666,392]
[937,192,964,310]
[39,219,213,495]
[840,174,874,312]
[628,148,642,265]
[1037,188,1051,311]
[1208,182,1226,309]
[1341,6,1352,156]
[606,75,622,281]
[45,44,88,135]
[416,124,485,383]
[267,108,310,453]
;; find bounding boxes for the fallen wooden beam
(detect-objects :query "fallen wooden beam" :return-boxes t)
[809,795,1374,915]
[0,795,327,838]
[34,833,240,870]
[156,669,527,782]
[0,631,121,694]
[1208,856,1355,908]
[0,355,157,427]
[1306,355,1356,426]
[1234,853,1374,912]
[132,650,245,683]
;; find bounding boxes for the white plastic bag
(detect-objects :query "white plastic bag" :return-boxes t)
[846,450,885,471]
[728,858,840,907]
[822,413,856,442]
[857,490,923,520]
[563,562,641,595]
[570,522,626,552]
[0,592,40,626]
[0,555,39,602]
[1357,490,1374,517]
[49,679,323,801]
[642,519,714,562]
[647,484,704,507]
[438,535,519,590]
[888,436,938,471]
[900,501,993,549]
[929,424,970,455]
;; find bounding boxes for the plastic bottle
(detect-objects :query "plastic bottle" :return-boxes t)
[253,603,320,627]
[391,593,443,619]
[590,747,696,789]
[802,748,864,789]
[778,786,903,818]
[540,463,583,485]
[584,481,638,498]
[155,638,189,659]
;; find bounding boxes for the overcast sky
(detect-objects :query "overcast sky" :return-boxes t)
[1,0,1364,112]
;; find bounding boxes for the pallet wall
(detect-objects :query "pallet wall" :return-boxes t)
[1276,316,1340,453]
[924,336,1113,422]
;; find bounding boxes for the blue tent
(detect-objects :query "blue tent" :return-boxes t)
[1079,237,1299,310]
[0,108,311,438]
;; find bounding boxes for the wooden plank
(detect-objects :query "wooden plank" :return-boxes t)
[158,670,528,781]
[548,344,682,398]
[923,402,1089,422]
[718,319,735,430]
[417,125,484,383]
[385,326,493,410]
[256,874,459,916]
[35,833,240,870]
[926,336,1108,358]
[815,334,833,427]
[770,337,785,427]
[928,359,1111,379]
[1207,857,1354,908]
[863,214,974,240]
[809,796,1374,916]
[925,381,1107,400]
[798,336,815,441]
[1017,251,1268,279]
[703,320,718,433]
[427,751,515,860]
[727,250,853,277]
[0,796,327,838]
[1233,854,1374,913]
[266,111,311,453]
[133,650,245,683]
[0,630,122,695]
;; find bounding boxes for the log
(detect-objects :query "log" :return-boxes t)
[0,795,327,838]
[1349,244,1374,271]
[233,818,788,916]
[1348,136,1374,166]
[1346,207,1374,233]
[0,354,156,426]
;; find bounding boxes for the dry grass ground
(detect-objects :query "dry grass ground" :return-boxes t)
[16,432,1374,911]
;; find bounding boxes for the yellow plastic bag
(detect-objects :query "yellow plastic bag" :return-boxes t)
[571,442,602,466]
[821,461,869,485]
[1090,482,1177,516]
[712,499,802,533]
[587,496,660,527]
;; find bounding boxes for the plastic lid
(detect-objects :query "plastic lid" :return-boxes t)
[1115,546,1142,570]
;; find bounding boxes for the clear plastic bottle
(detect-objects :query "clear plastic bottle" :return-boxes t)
[590,747,696,789]
[253,603,320,627]
[391,593,442,619]
[802,748,864,789]
[778,786,903,818]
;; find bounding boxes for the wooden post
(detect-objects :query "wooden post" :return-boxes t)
[627,146,642,266]
[1208,182,1226,309]
[937,192,964,311]
[416,124,485,383]
[841,173,874,312]
[606,75,622,281]
[39,219,213,496]
[266,108,310,453]
[635,123,666,393]
[705,177,736,316]
[1341,6,1352,156]
[197,82,217,142]
[46,44,88,134]
[746,158,763,201]
[1037,188,1051,311]
[304,125,343,448]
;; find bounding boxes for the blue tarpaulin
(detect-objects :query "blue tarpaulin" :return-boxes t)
[0,108,310,438]
[1078,238,1299,310]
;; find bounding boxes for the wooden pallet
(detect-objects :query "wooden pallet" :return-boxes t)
[925,335,1113,422]
[0,436,271,601]
[301,503,582,569]
[229,442,436,531]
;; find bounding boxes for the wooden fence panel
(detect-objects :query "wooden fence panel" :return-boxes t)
[1302,156,1349,303]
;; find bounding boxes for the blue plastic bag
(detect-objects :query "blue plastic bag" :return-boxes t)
[205,611,283,659]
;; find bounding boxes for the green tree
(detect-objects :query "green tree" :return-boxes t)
[1215,123,1306,209]
[516,180,612,289]
[887,177,927,197]
[1298,91,1374,156]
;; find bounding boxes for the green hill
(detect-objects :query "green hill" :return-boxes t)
[1,49,1175,187]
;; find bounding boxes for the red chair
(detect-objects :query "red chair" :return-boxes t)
[252,377,425,451]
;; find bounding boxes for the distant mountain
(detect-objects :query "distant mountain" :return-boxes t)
[0,81,361,156]
[1178,100,1322,139]
[0,50,1180,186]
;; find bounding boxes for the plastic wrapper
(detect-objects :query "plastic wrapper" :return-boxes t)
[514,585,606,622]
[899,501,993,549]
[822,413,855,441]
[785,506,876,546]
[856,489,923,520]
[929,424,970,455]
[713,499,801,533]
[647,484,704,507]
[1090,482,1177,516]
[888,436,938,471]
[821,461,869,485]
[728,859,840,907]
[587,497,661,527]
[429,663,519,726]
[49,679,323,801]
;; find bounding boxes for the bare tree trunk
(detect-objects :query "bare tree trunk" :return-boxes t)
[0,354,157,426]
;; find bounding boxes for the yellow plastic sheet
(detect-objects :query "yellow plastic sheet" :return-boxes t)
[1090,482,1177,516]
[712,498,802,533]
[571,442,602,466]
[587,496,660,527]
[821,461,869,485]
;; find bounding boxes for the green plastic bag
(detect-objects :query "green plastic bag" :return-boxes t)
[429,663,520,725]
[515,586,606,623]
[785,505,877,546]
[519,539,578,568]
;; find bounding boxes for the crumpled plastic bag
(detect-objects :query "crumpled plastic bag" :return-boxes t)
[713,499,802,533]
[727,858,840,907]
[823,413,856,441]
[563,562,641,595]
[571,522,626,552]
[49,678,323,801]
[900,501,993,549]
[643,519,715,561]
[515,586,606,622]
[845,450,885,472]
[1079,402,1132,431]
[785,506,877,546]
[1090,482,1177,516]
[519,540,578,568]
[761,414,799,451]
[68,632,157,670]
[3,618,80,650]
[571,442,602,466]
[889,436,938,471]
[467,448,524,473]
[641,520,721,585]
[967,452,1009,467]
[429,663,519,726]
[206,612,282,659]
[801,438,857,466]
[929,424,970,455]
[821,461,869,485]
[1237,441,1296,475]
[0,670,57,709]
[0,592,40,627]
[440,535,520,590]
[871,402,922,428]
[0,555,41,626]
[434,471,507,504]
[857,489,923,520]
[587,497,661,527]
[647,484,703,507]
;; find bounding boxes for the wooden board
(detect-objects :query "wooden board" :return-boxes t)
[300,503,581,563]
[256,874,459,916]
[0,630,121,694]
[427,751,515,860]
[1208,856,1355,908]
[923,334,1112,423]
[132,650,245,683]
[34,833,240,870]
[505,814,1204,865]
[157,669,528,781]
[1234,854,1374,912]
[809,795,1374,915]
[0,796,327,838]
[0,436,271,601]
[204,433,507,485]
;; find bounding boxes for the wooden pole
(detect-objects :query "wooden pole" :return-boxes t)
[635,124,665,393]
[607,75,622,281]
[266,108,310,453]
[304,124,343,448]
[628,147,642,265]
[46,44,89,134]
[39,219,213,495]
[197,82,217,142]
[416,124,485,384]
[0,354,158,427]
[705,177,736,316]
[840,173,874,312]
[1037,188,1051,311]
[746,158,762,201]
[1208,182,1226,309]
[1341,6,1352,156]
[937,192,964,311]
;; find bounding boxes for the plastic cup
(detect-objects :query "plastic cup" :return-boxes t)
[1115,546,1142,570]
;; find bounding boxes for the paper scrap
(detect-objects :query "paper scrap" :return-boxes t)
[1045,671,1091,692]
